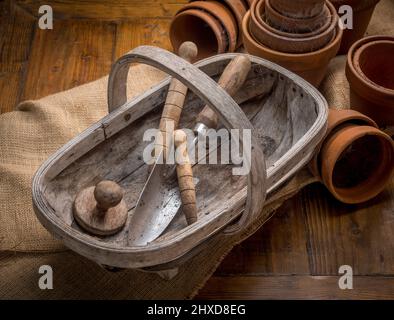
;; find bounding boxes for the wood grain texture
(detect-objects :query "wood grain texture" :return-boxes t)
[215,198,311,275]
[15,0,187,19]
[21,20,115,101]
[0,1,35,113]
[301,182,394,276]
[113,19,172,59]
[197,275,394,299]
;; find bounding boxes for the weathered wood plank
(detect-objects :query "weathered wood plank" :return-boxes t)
[21,20,115,101]
[215,197,311,275]
[0,1,35,113]
[114,18,172,59]
[197,275,394,299]
[301,182,394,276]
[15,0,187,20]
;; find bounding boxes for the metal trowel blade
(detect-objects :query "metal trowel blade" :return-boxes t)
[127,160,182,246]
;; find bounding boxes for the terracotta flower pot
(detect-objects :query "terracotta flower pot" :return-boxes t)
[320,124,394,204]
[249,0,336,53]
[178,1,238,52]
[265,0,331,33]
[310,109,394,204]
[186,0,249,48]
[346,35,394,127]
[170,8,227,59]
[309,108,377,178]
[242,10,343,86]
[254,0,331,39]
[331,0,381,54]
[270,0,325,18]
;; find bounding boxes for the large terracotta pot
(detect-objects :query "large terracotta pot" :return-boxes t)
[346,35,394,127]
[242,10,343,86]
[270,0,325,18]
[170,8,227,59]
[310,109,394,204]
[249,0,337,53]
[331,0,381,54]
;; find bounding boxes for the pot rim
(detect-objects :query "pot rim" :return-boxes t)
[353,40,394,94]
[265,0,332,33]
[242,10,343,63]
[254,0,332,38]
[321,124,394,204]
[249,0,337,53]
[346,35,394,103]
[170,8,228,57]
[310,108,377,179]
[179,0,237,52]
[270,0,325,18]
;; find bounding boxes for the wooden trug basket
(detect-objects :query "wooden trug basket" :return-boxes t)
[32,46,328,271]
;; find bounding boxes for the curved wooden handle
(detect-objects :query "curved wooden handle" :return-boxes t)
[156,42,198,161]
[196,55,251,129]
[174,129,197,225]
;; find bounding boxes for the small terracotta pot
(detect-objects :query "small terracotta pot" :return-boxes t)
[346,35,394,127]
[331,0,381,54]
[320,124,394,204]
[249,0,336,53]
[178,1,238,52]
[170,8,227,59]
[270,0,325,18]
[265,0,331,33]
[242,11,343,86]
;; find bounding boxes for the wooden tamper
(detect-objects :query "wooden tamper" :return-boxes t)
[73,180,128,236]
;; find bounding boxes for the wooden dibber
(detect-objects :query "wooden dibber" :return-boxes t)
[174,129,197,225]
[73,180,128,236]
[173,55,252,225]
[154,41,198,162]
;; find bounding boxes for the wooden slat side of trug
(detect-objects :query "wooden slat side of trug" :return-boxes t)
[32,47,328,270]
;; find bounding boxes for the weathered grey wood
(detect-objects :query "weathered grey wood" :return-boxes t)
[32,46,328,269]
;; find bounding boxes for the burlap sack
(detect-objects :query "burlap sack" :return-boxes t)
[0,0,393,299]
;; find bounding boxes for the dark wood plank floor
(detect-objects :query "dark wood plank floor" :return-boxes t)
[1,0,393,299]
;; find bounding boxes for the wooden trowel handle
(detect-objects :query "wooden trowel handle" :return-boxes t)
[196,55,251,129]
[156,42,198,161]
[174,129,197,225]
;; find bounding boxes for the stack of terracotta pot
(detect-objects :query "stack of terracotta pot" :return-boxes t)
[170,0,253,60]
[346,35,394,129]
[243,0,343,86]
[331,0,381,54]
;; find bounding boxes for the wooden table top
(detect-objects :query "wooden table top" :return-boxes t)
[1,0,393,299]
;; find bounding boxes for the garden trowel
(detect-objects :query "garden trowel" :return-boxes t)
[128,55,252,246]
